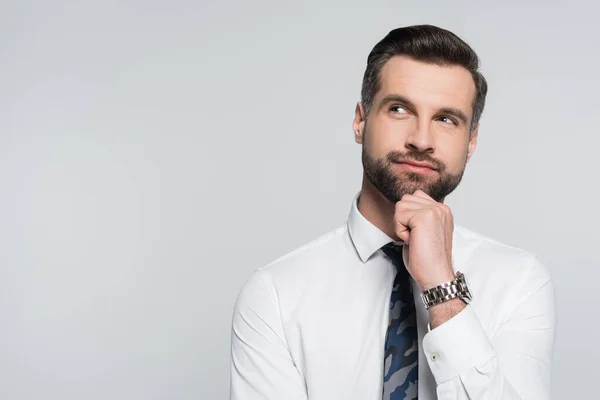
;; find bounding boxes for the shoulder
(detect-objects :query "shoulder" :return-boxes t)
[232,224,349,322]
[258,223,350,278]
[453,223,552,286]
[235,223,349,294]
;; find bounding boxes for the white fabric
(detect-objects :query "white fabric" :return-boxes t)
[230,191,556,399]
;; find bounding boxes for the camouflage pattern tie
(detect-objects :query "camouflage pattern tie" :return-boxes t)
[381,243,418,400]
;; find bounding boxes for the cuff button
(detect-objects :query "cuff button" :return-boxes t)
[430,353,440,362]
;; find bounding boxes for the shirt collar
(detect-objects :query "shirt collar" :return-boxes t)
[347,191,404,263]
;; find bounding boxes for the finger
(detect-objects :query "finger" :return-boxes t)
[399,193,433,205]
[393,207,419,240]
[399,194,452,221]
[396,229,410,244]
[392,205,412,244]
[411,190,435,202]
[395,199,428,209]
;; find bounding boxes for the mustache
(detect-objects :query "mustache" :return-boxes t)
[388,151,443,170]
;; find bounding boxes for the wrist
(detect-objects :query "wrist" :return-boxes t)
[418,267,455,291]
[428,298,466,329]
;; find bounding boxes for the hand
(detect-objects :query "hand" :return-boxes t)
[393,189,455,291]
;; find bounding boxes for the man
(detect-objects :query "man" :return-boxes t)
[229,24,555,400]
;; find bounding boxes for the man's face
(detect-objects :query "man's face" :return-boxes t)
[354,55,479,203]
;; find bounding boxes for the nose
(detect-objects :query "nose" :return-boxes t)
[405,119,435,152]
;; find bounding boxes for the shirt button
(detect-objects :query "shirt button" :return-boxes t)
[430,353,440,362]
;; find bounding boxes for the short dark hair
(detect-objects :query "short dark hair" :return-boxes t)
[360,24,488,132]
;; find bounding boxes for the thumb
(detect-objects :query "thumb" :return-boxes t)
[402,242,410,271]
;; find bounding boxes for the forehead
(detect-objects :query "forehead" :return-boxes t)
[376,55,476,115]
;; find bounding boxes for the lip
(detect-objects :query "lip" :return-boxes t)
[394,160,437,174]
[398,159,436,169]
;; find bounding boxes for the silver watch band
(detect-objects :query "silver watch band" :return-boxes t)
[420,271,472,309]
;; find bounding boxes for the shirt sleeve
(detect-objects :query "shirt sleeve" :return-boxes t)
[421,255,556,399]
[230,270,308,400]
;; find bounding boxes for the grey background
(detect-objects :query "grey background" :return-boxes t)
[1,0,597,399]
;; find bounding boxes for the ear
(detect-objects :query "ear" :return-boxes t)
[466,123,479,162]
[353,102,366,144]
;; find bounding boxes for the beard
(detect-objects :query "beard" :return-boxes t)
[361,131,467,204]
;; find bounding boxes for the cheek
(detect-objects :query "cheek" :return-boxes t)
[364,120,392,154]
[369,118,411,148]
[439,142,470,171]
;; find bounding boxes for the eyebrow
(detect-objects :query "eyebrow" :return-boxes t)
[378,94,470,126]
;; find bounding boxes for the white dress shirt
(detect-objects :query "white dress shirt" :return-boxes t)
[230,191,556,399]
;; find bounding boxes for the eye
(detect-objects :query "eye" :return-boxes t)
[390,105,408,114]
[438,116,457,126]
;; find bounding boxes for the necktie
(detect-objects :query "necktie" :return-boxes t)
[381,243,419,400]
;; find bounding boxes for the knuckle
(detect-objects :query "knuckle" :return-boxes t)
[425,208,438,219]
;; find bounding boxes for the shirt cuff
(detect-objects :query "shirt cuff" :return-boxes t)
[422,304,495,384]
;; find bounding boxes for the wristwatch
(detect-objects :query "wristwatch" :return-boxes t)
[420,271,472,309]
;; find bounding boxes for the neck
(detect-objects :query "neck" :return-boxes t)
[357,173,399,241]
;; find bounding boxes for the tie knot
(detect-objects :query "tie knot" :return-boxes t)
[381,243,408,273]
[383,242,402,252]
